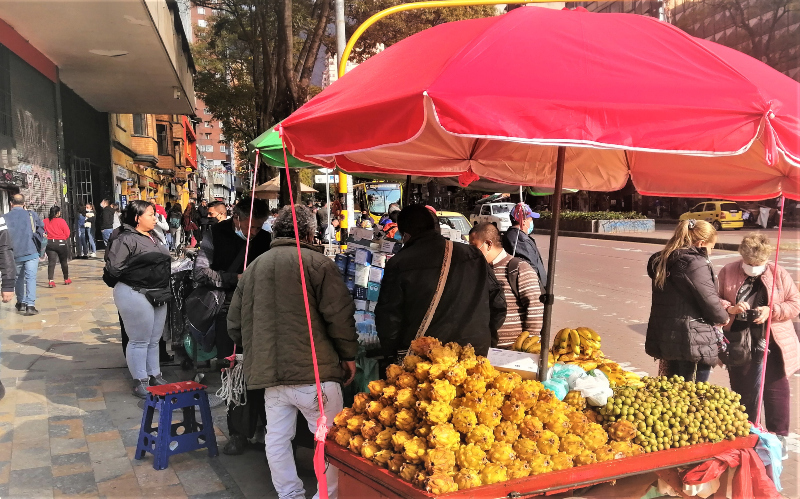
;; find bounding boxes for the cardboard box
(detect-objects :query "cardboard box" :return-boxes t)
[344,275,355,292]
[368,266,384,283]
[354,299,368,311]
[367,281,381,302]
[372,252,387,268]
[487,348,540,380]
[354,285,368,300]
[368,301,377,313]
[354,265,370,288]
[355,248,373,266]
[380,240,397,253]
[334,254,350,274]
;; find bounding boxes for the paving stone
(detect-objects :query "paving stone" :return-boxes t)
[15,402,46,417]
[11,441,50,470]
[0,443,10,462]
[134,463,181,489]
[91,456,134,483]
[120,429,140,448]
[9,465,54,491]
[82,410,116,435]
[13,416,49,442]
[0,460,9,484]
[50,437,89,456]
[95,476,141,497]
[50,418,85,439]
[139,483,189,498]
[53,471,97,496]
[88,439,127,460]
[75,386,100,400]
[175,464,225,496]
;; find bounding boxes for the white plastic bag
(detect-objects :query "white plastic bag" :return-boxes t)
[572,369,614,406]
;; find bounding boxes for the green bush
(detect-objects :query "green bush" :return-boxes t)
[537,210,646,221]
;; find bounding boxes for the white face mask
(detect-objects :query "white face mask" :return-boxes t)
[742,262,766,277]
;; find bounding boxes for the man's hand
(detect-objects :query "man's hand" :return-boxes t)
[728,302,750,315]
[341,361,356,386]
[752,306,771,324]
[1,291,13,303]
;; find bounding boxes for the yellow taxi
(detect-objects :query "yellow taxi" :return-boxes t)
[679,201,744,230]
[437,211,472,242]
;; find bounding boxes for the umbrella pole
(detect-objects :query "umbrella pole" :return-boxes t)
[538,145,566,380]
[404,175,412,207]
[326,171,332,253]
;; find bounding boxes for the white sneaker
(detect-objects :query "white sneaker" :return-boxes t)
[90,252,97,258]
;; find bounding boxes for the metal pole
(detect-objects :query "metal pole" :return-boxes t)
[537,146,566,380]
[325,171,332,253]
[404,175,412,206]
[335,0,346,62]
[335,0,352,246]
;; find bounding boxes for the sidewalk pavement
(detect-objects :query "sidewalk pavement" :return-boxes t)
[535,225,800,251]
[0,256,315,498]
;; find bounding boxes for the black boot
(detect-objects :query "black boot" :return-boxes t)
[149,374,169,386]
[132,379,149,399]
[223,434,247,455]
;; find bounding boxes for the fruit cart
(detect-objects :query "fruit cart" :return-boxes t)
[327,435,757,498]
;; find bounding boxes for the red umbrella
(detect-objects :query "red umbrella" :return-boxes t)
[282,6,800,200]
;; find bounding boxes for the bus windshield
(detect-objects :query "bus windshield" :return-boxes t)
[367,186,401,215]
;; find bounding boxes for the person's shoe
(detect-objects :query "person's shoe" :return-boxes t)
[24,306,39,316]
[132,379,150,399]
[778,435,789,460]
[90,252,97,258]
[64,279,72,285]
[15,302,24,312]
[0,380,5,401]
[149,374,169,386]
[222,434,247,455]
[48,280,55,288]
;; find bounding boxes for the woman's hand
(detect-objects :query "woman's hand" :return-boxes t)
[752,306,771,324]
[727,302,750,315]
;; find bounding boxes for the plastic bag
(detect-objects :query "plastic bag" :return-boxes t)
[548,363,586,385]
[572,370,614,407]
[542,378,569,400]
[750,425,783,492]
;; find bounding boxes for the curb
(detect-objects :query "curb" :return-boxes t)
[533,229,742,252]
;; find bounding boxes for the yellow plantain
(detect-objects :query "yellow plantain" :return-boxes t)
[521,336,539,352]
[526,343,541,354]
[512,331,530,351]
[569,330,581,355]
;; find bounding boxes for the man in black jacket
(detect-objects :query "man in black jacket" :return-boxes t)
[376,204,506,357]
[0,215,16,399]
[100,198,116,246]
[197,199,210,243]
[194,197,271,455]
[502,203,547,288]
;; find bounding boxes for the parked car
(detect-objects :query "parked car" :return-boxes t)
[679,200,743,230]
[437,211,471,242]
[470,202,516,232]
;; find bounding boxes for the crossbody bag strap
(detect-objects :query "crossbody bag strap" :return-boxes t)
[405,240,453,358]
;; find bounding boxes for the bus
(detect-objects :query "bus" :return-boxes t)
[353,182,403,224]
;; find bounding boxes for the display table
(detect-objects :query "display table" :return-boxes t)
[327,435,758,498]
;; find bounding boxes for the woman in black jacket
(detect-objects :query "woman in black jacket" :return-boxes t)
[645,219,729,382]
[105,200,172,398]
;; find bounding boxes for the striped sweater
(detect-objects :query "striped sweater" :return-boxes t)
[491,251,543,347]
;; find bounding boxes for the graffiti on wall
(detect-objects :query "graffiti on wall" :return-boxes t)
[16,163,56,215]
[13,109,59,217]
[594,219,655,234]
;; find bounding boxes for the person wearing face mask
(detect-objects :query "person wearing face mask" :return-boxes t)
[502,203,547,289]
[645,219,729,382]
[193,197,271,454]
[470,222,543,348]
[717,233,800,448]
[206,200,228,225]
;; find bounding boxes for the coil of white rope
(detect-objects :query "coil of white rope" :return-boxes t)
[217,354,246,407]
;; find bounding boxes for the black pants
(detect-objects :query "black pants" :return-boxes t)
[227,389,267,438]
[215,311,235,360]
[667,360,712,382]
[46,240,69,280]
[120,312,170,361]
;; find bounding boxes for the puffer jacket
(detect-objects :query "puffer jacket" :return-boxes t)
[104,224,171,289]
[718,261,800,378]
[645,247,729,365]
[227,238,358,390]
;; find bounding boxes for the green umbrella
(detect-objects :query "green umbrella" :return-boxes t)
[248,123,316,169]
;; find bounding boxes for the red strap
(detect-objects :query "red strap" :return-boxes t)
[279,127,329,499]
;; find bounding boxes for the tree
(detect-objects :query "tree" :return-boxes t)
[668,0,800,80]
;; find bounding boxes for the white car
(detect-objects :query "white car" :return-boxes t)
[469,202,516,232]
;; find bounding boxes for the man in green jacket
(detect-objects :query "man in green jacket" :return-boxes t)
[228,204,357,499]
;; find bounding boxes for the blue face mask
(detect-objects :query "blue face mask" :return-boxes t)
[235,228,246,240]
[526,222,534,235]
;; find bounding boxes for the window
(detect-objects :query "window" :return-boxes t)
[0,46,11,138]
[133,114,147,135]
[197,7,205,14]
[220,145,227,153]
[115,114,124,130]
[156,124,169,155]
[204,121,212,128]
[219,134,225,141]
[174,142,183,164]
[204,133,211,140]
[203,108,210,115]
[480,205,491,215]
[198,19,207,28]
[703,203,716,212]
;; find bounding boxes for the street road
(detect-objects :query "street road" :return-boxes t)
[533,234,800,494]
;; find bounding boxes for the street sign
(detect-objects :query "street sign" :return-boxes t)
[315,174,338,184]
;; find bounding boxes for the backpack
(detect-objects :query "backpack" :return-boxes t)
[168,213,181,229]
[506,256,523,300]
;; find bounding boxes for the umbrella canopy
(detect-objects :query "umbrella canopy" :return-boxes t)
[254,176,317,200]
[249,124,315,169]
[281,6,800,201]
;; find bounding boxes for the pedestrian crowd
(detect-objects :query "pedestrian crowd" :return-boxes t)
[0,191,797,496]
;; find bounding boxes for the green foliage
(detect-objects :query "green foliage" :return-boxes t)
[537,210,646,221]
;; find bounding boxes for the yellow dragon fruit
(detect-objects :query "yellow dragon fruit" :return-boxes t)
[378,406,397,427]
[456,443,488,470]
[368,380,388,398]
[424,474,459,494]
[479,463,508,485]
[551,452,574,471]
[414,423,432,439]
[536,430,560,455]
[334,408,355,428]
[365,400,385,419]
[412,471,427,489]
[477,407,502,428]
[560,434,587,455]
[403,354,424,372]
[452,406,478,434]
[429,344,458,368]
[391,430,413,452]
[546,413,572,437]
[431,379,457,403]
[463,373,487,395]
[582,423,609,451]
[530,454,553,475]
[538,388,558,405]
[415,399,431,418]
[361,440,380,460]
[630,444,645,456]
[332,427,353,447]
[427,423,461,450]
[415,381,433,401]
[563,390,586,411]
[402,436,428,463]
[394,387,417,410]
[459,344,479,371]
[445,342,463,357]
[424,401,453,425]
[509,380,542,410]
[348,434,365,454]
[610,440,635,457]
[360,420,383,440]
[445,363,468,386]
[466,424,495,451]
[414,361,433,382]
[461,393,485,413]
[493,421,521,443]
[501,400,526,424]
[380,385,398,405]
[608,420,637,442]
[483,389,505,409]
[423,448,456,474]
[396,372,418,390]
[410,336,440,357]
[491,372,522,395]
[595,445,619,462]
[428,363,448,381]
[398,462,421,482]
[487,441,516,466]
[533,401,557,424]
[566,411,590,436]
[454,469,482,490]
[346,414,366,433]
[507,459,533,479]
[513,437,540,461]
[518,415,544,440]
[387,453,405,473]
[386,364,405,384]
[394,408,417,431]
[352,393,370,414]
[375,428,395,449]
[575,450,598,466]
[373,449,392,467]
[450,396,464,409]
[468,356,499,380]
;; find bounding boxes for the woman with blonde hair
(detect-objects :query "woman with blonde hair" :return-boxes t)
[718,233,799,445]
[645,219,729,381]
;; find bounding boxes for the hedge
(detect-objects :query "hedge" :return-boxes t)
[537,210,647,221]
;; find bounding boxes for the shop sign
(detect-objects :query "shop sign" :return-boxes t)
[115,165,128,180]
[0,167,28,188]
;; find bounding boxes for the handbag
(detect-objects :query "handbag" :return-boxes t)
[139,287,173,307]
[29,211,47,257]
[403,240,453,358]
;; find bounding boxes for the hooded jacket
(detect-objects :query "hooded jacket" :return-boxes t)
[645,246,729,365]
[227,238,358,389]
[104,224,171,289]
[502,226,547,287]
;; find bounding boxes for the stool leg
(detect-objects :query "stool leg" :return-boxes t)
[197,394,219,457]
[135,397,157,460]
[154,399,173,470]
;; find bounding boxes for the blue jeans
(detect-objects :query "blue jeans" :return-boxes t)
[113,282,167,380]
[15,258,38,306]
[78,227,96,256]
[102,228,113,247]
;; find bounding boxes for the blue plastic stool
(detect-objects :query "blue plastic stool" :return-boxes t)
[135,381,219,470]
